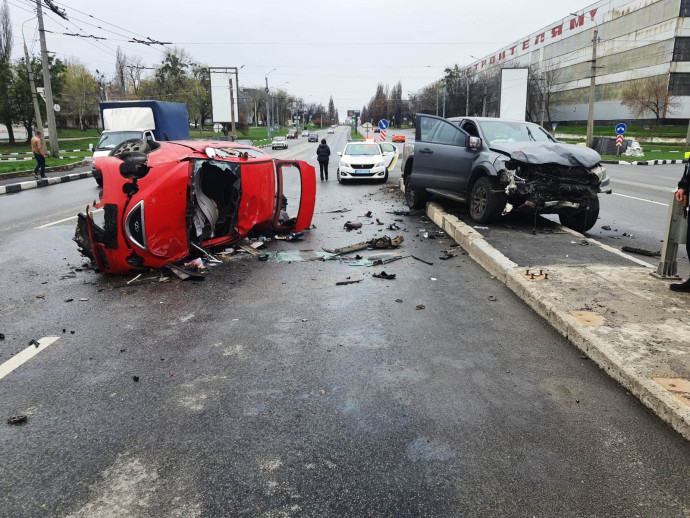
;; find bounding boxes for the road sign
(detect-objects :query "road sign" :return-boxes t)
[362,122,373,130]
[616,135,623,147]
[213,123,223,134]
[615,123,627,135]
[53,104,60,112]
[378,119,389,130]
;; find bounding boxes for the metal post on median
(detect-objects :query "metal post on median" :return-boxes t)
[653,191,688,279]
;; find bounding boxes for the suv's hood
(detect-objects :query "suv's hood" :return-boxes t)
[489,141,601,169]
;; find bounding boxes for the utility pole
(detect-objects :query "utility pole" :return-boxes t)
[482,78,487,117]
[254,100,258,128]
[21,20,43,143]
[586,28,598,148]
[229,78,237,140]
[465,75,470,116]
[436,89,439,116]
[442,87,446,118]
[35,0,58,158]
[265,77,271,139]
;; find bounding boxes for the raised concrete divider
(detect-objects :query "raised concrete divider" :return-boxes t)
[0,168,92,196]
[422,195,690,440]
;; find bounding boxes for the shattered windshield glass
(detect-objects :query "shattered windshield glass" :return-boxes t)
[478,121,554,145]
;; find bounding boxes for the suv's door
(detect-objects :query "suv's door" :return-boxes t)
[379,142,399,170]
[412,114,474,192]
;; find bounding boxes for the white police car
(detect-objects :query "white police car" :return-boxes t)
[336,139,399,183]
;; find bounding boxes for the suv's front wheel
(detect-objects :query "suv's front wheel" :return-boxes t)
[404,175,427,209]
[469,176,506,223]
[559,197,600,233]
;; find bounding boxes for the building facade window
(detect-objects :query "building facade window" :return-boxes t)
[669,73,690,96]
[682,0,690,17]
[673,38,690,61]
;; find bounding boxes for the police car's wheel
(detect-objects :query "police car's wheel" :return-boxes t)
[381,168,389,183]
[337,169,344,183]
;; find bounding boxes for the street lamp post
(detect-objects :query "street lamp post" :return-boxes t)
[265,67,277,138]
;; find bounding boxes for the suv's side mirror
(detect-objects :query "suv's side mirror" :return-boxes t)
[468,136,482,149]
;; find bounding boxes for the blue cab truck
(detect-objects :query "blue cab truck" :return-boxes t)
[92,100,190,186]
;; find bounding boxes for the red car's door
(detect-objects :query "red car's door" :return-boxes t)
[273,160,316,232]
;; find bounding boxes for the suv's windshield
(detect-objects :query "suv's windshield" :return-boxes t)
[96,131,143,151]
[344,143,380,156]
[478,121,555,145]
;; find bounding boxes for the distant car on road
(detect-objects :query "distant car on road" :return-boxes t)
[287,129,298,139]
[308,133,318,142]
[392,134,405,143]
[336,139,399,183]
[302,130,310,137]
[327,128,335,134]
[373,128,380,133]
[272,136,288,150]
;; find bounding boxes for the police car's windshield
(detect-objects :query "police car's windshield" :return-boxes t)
[478,121,555,144]
[344,143,380,156]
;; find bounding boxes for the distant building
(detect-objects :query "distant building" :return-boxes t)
[464,0,690,124]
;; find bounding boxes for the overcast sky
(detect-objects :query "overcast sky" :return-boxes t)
[7,0,592,117]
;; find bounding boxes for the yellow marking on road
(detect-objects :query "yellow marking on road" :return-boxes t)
[0,336,60,381]
[35,208,103,229]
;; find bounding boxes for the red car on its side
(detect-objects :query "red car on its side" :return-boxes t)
[75,139,316,274]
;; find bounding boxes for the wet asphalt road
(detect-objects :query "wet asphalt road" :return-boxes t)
[0,127,689,517]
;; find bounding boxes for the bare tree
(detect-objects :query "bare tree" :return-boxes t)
[114,46,127,95]
[527,63,564,125]
[0,0,11,63]
[622,75,679,126]
[126,55,145,97]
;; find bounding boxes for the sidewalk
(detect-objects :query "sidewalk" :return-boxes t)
[403,179,690,439]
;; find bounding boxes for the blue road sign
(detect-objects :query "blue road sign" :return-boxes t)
[378,119,389,130]
[615,123,627,135]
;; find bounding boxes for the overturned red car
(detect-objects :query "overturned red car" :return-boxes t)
[75,139,316,274]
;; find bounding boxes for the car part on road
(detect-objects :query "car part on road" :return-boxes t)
[7,415,28,425]
[373,271,396,280]
[621,246,661,257]
[344,221,363,230]
[410,255,433,266]
[415,304,425,310]
[323,235,404,255]
[336,279,362,285]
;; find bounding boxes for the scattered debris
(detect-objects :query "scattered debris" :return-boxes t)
[184,258,206,270]
[7,415,28,425]
[132,376,140,382]
[473,226,489,230]
[60,272,77,280]
[601,225,612,231]
[127,273,142,285]
[0,333,4,340]
[488,295,497,301]
[344,221,363,230]
[387,222,400,231]
[430,277,437,281]
[387,210,417,216]
[364,211,373,218]
[258,254,269,262]
[165,264,205,281]
[324,235,404,255]
[79,298,89,302]
[423,232,429,238]
[275,232,304,241]
[371,254,405,266]
[411,255,433,266]
[622,246,660,257]
[262,251,338,263]
[376,218,384,225]
[191,243,221,263]
[238,243,262,256]
[395,299,403,303]
[320,208,350,214]
[64,298,74,303]
[622,232,634,238]
[336,279,362,286]
[415,304,425,310]
[35,294,45,299]
[439,250,456,260]
[373,271,396,280]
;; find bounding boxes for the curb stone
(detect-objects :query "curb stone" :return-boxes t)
[424,199,690,441]
[0,169,93,196]
[601,159,685,165]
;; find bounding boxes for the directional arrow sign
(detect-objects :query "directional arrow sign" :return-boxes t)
[615,123,627,135]
[378,119,389,130]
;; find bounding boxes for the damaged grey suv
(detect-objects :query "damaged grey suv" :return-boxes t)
[401,115,610,232]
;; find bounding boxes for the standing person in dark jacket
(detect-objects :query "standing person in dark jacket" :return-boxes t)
[316,139,330,181]
[671,163,690,292]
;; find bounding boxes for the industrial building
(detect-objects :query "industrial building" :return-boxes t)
[464,0,690,124]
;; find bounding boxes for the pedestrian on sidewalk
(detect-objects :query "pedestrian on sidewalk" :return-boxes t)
[31,130,47,179]
[671,163,690,292]
[316,138,330,181]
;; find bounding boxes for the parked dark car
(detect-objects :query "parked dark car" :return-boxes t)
[401,115,610,232]
[308,133,318,142]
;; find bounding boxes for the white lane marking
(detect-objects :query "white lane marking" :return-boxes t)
[610,178,675,193]
[0,336,60,381]
[557,224,656,268]
[35,208,103,229]
[611,192,669,207]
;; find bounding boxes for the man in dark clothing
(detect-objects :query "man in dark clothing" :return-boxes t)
[671,163,690,292]
[316,139,330,181]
